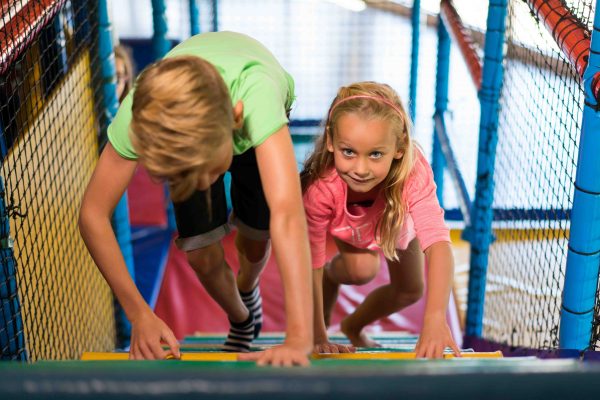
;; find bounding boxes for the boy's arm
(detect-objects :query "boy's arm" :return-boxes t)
[79,143,179,360]
[415,241,460,358]
[241,125,313,366]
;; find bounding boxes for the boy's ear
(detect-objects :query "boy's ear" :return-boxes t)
[326,130,334,153]
[233,101,244,130]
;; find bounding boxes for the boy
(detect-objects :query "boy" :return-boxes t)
[79,32,313,366]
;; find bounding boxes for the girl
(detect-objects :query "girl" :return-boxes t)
[301,82,460,358]
[114,45,135,103]
[80,32,312,366]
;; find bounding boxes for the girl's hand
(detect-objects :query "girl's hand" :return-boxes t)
[415,313,461,359]
[129,311,180,360]
[238,338,312,367]
[313,341,355,354]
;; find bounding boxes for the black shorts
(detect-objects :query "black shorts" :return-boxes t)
[173,148,270,251]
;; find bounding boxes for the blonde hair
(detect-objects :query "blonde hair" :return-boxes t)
[130,55,233,202]
[301,81,415,260]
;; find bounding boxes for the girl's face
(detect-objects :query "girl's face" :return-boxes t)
[327,112,403,195]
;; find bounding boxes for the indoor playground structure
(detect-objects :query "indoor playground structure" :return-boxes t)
[2,0,600,398]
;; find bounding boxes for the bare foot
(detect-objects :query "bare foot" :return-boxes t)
[340,318,381,348]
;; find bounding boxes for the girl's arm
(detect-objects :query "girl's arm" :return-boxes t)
[415,241,461,358]
[312,266,354,353]
[79,143,180,360]
[312,267,330,347]
[239,125,313,366]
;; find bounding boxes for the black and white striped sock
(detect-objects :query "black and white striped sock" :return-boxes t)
[240,285,263,339]
[223,313,255,353]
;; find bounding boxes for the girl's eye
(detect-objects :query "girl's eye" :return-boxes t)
[342,149,355,157]
[370,151,383,159]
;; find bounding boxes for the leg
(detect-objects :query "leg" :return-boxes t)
[235,232,270,338]
[174,175,254,352]
[341,239,424,347]
[229,148,272,339]
[186,242,248,323]
[235,233,271,292]
[323,238,380,329]
[186,242,255,352]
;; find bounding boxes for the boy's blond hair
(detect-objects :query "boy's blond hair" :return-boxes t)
[130,56,232,202]
[301,82,415,260]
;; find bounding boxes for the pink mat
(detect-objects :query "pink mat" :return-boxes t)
[128,166,167,227]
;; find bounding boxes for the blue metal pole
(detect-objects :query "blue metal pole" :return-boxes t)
[0,176,27,361]
[150,0,177,232]
[190,0,200,36]
[409,0,421,122]
[434,113,472,228]
[465,0,508,338]
[559,1,600,351]
[212,0,219,32]
[432,15,450,207]
[151,0,170,59]
[99,0,135,348]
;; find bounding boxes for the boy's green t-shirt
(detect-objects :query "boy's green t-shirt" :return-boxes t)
[108,31,295,159]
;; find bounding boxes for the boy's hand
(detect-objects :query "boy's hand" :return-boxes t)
[238,339,311,367]
[129,311,180,360]
[415,313,461,359]
[313,341,355,354]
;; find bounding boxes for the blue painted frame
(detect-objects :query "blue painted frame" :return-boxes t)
[559,0,600,351]
[432,15,450,207]
[190,0,201,36]
[465,0,508,338]
[409,0,421,122]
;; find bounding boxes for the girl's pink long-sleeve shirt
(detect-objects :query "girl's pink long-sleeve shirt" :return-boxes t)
[303,149,450,268]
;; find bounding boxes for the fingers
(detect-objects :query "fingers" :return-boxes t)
[258,350,278,367]
[149,341,168,360]
[325,344,340,354]
[130,337,172,360]
[341,344,356,353]
[138,341,156,360]
[414,341,425,358]
[449,340,462,358]
[162,330,181,359]
[314,343,355,354]
[242,347,310,367]
[129,345,138,360]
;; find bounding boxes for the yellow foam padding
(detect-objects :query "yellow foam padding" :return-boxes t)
[81,352,239,361]
[82,351,503,361]
[312,351,503,360]
[450,228,569,243]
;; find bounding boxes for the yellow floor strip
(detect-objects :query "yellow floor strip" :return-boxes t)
[312,351,503,360]
[82,351,503,361]
[81,352,238,361]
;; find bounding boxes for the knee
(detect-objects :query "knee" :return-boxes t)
[346,270,377,285]
[186,245,224,278]
[335,260,378,285]
[236,236,270,263]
